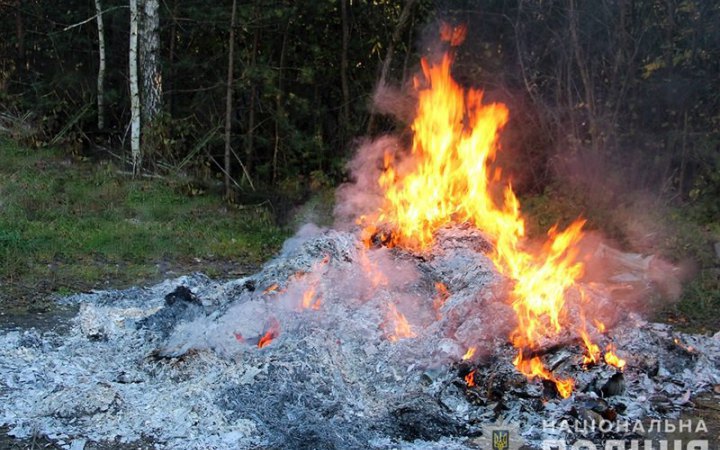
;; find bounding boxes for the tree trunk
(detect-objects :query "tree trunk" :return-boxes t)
[366,0,417,135]
[140,0,162,124]
[94,0,106,130]
[568,0,598,151]
[339,0,350,149]
[129,0,142,174]
[400,9,415,85]
[245,25,259,176]
[14,0,25,77]
[273,16,290,183]
[224,0,238,198]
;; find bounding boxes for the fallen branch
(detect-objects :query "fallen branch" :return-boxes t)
[62,6,127,32]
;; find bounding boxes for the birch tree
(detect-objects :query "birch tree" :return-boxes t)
[94,0,106,130]
[129,0,141,173]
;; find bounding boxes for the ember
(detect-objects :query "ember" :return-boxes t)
[432,282,449,318]
[300,285,322,310]
[464,369,476,387]
[262,283,280,294]
[257,318,280,348]
[385,303,416,342]
[462,347,476,361]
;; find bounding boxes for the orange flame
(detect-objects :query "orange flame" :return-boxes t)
[258,319,280,349]
[386,303,417,342]
[462,347,476,361]
[359,23,626,396]
[301,285,322,310]
[594,320,606,333]
[433,282,450,318]
[604,344,626,370]
[263,283,280,295]
[581,329,601,365]
[440,23,467,47]
[465,369,476,387]
[514,354,575,398]
[358,248,388,289]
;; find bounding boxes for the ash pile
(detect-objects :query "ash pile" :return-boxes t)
[0,225,718,449]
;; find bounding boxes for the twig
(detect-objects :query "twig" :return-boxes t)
[62,6,127,32]
[228,145,256,191]
[115,170,165,179]
[204,148,243,191]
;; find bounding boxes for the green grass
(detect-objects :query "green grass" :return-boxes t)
[0,138,288,303]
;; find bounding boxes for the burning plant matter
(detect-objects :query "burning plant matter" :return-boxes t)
[0,23,718,450]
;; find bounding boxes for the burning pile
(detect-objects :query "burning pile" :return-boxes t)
[358,24,623,398]
[0,23,718,450]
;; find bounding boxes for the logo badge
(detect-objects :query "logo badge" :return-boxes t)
[473,419,524,450]
[492,429,509,450]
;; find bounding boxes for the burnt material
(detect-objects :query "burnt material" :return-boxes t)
[137,285,205,338]
[0,230,718,449]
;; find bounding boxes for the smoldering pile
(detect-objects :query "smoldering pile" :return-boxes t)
[0,225,718,449]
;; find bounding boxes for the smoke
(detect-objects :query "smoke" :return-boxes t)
[333,135,410,230]
[178,19,688,373]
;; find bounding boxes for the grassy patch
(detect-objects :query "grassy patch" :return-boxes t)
[0,138,288,305]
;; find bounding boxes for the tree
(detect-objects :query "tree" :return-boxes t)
[139,0,161,124]
[339,0,350,148]
[94,0,106,131]
[224,0,238,198]
[129,0,141,173]
[366,0,418,135]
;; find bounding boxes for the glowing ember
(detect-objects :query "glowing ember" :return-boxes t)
[358,248,388,289]
[301,285,322,310]
[263,283,280,294]
[293,254,329,310]
[465,369,476,387]
[673,338,697,354]
[385,303,416,342]
[361,23,624,396]
[257,319,280,349]
[604,345,626,370]
[462,347,476,361]
[433,282,450,318]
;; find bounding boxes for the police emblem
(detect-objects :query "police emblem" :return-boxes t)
[492,429,509,450]
[473,419,524,450]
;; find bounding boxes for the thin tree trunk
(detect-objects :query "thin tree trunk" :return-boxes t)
[273,16,290,183]
[140,0,162,123]
[366,0,417,134]
[129,0,142,174]
[14,0,25,77]
[400,9,415,85]
[94,0,106,130]
[568,0,598,150]
[245,25,259,176]
[339,0,350,148]
[224,0,238,198]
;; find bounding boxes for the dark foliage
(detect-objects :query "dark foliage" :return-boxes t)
[0,0,718,223]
